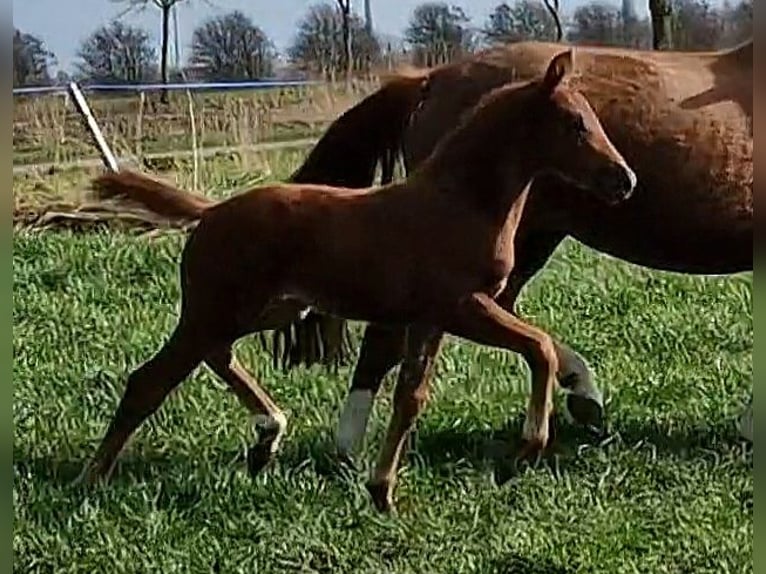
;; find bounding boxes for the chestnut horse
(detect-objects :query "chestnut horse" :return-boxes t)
[273,40,752,459]
[79,51,637,511]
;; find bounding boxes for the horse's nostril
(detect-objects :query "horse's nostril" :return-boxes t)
[600,165,636,200]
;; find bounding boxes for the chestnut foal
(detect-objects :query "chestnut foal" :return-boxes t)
[80,50,636,511]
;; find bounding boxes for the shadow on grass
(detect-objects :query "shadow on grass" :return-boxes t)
[15,411,750,513]
[487,551,576,574]
[13,431,359,518]
[410,412,750,481]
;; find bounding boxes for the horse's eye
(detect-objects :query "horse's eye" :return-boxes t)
[571,114,588,143]
[572,114,587,134]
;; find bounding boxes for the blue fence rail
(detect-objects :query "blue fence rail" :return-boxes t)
[12,79,321,96]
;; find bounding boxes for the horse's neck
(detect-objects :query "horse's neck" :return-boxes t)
[417,148,533,222]
[412,84,540,221]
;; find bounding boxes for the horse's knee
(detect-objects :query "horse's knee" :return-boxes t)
[393,374,431,420]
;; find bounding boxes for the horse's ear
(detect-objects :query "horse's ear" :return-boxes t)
[541,49,574,94]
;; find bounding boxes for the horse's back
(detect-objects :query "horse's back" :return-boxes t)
[403,40,752,274]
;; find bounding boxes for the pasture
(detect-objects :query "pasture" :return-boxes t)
[13,94,752,573]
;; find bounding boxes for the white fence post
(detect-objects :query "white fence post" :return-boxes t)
[67,81,119,173]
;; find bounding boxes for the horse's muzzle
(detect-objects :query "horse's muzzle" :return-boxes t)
[597,164,637,204]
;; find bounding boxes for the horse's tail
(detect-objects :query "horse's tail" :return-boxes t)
[91,170,214,221]
[275,68,431,373]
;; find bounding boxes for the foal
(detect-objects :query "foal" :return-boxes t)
[81,50,636,511]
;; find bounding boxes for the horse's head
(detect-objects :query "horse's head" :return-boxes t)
[525,50,637,205]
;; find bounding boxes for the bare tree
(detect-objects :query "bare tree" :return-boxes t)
[76,20,157,84]
[484,1,559,43]
[363,0,373,33]
[113,0,188,101]
[673,0,725,50]
[405,2,475,67]
[289,3,380,80]
[13,29,55,87]
[567,1,651,47]
[720,0,752,46]
[649,0,673,49]
[569,2,625,46]
[336,0,353,82]
[190,11,276,81]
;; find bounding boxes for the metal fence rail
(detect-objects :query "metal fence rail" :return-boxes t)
[12,79,320,96]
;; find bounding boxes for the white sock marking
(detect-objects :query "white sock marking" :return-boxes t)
[558,343,602,403]
[336,389,374,457]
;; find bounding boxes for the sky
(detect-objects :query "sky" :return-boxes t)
[13,0,658,73]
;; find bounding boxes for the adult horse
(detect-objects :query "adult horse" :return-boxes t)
[275,39,753,458]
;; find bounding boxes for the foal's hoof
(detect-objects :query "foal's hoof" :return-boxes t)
[366,480,395,514]
[246,444,276,477]
[566,393,606,436]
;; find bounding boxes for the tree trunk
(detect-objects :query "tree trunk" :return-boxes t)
[338,0,352,88]
[364,0,373,34]
[649,0,673,50]
[160,4,171,103]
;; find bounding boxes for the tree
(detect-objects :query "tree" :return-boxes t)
[568,2,625,46]
[113,0,188,101]
[405,2,475,67]
[620,0,651,47]
[190,11,276,81]
[363,0,373,33]
[721,0,752,46]
[76,20,157,84]
[649,0,673,49]
[13,29,54,87]
[336,0,353,82]
[484,1,558,43]
[289,3,381,80]
[567,1,651,47]
[672,0,724,50]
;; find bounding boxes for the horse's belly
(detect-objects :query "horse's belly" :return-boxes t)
[565,198,752,274]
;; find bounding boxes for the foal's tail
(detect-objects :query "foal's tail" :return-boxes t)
[91,170,213,222]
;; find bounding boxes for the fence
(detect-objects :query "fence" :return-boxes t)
[13,76,373,175]
[12,79,320,97]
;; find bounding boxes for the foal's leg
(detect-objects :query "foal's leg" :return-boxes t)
[449,293,559,458]
[76,321,208,484]
[366,324,443,512]
[497,230,604,431]
[335,325,406,461]
[495,287,603,431]
[206,346,288,474]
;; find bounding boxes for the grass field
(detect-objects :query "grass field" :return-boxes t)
[13,191,752,573]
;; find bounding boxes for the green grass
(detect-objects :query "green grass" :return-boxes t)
[13,230,752,573]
